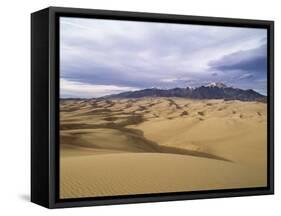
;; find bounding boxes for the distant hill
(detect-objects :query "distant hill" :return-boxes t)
[102,82,266,102]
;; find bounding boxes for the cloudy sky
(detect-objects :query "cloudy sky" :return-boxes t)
[60,17,267,98]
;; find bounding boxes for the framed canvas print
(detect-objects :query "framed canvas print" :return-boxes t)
[31,7,274,208]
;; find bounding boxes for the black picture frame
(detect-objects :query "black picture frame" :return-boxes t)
[31,6,274,209]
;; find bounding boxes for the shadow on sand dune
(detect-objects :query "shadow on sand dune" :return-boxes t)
[60,107,231,162]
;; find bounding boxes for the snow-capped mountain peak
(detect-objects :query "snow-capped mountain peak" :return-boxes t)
[205,82,227,88]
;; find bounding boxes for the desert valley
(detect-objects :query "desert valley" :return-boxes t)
[60,85,267,198]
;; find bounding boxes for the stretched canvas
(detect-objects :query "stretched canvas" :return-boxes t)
[59,17,268,199]
[31,7,274,208]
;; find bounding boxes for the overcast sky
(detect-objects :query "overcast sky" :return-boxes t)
[60,17,267,98]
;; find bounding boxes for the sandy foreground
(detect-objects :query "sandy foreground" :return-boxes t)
[60,98,267,199]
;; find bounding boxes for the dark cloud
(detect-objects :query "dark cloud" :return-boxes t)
[209,44,266,74]
[214,55,266,72]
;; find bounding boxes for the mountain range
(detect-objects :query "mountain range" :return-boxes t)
[102,82,266,102]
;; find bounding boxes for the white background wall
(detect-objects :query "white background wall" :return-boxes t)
[0,0,279,214]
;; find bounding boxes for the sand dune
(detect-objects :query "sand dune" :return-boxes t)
[60,153,264,198]
[60,98,267,198]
